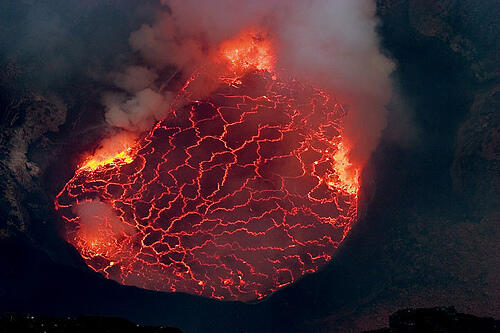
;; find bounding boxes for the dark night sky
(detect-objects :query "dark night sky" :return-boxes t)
[0,1,498,332]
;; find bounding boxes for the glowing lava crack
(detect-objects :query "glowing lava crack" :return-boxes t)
[55,34,360,301]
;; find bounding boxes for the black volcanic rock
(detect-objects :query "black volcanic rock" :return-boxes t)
[378,0,499,81]
[452,85,499,216]
[377,1,499,218]
[363,307,499,333]
[0,313,182,333]
[0,1,498,333]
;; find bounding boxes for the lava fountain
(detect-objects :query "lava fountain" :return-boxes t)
[55,30,360,301]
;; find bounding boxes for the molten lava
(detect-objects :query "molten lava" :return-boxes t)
[79,132,137,171]
[55,30,360,301]
[219,29,275,76]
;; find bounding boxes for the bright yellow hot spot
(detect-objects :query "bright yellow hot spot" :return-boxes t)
[219,28,275,75]
[326,142,360,196]
[82,149,134,171]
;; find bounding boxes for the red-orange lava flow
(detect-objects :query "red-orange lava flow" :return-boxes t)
[55,31,360,301]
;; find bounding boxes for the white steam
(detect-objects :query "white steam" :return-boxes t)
[103,62,174,132]
[104,0,394,164]
[73,199,135,243]
[103,88,173,132]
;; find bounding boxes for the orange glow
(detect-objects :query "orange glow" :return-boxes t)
[56,27,362,302]
[325,142,360,195]
[219,29,275,76]
[80,133,136,171]
[70,199,136,260]
[76,229,118,258]
[82,149,134,170]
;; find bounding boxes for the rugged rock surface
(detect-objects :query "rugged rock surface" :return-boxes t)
[0,61,63,238]
[0,0,138,243]
[314,1,500,331]
[378,0,499,81]
[452,85,499,215]
[0,1,497,333]
[363,307,499,333]
[377,1,499,214]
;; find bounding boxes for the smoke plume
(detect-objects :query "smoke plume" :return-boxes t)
[73,199,135,247]
[1,1,393,164]
[107,0,394,165]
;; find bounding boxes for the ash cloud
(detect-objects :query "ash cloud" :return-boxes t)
[122,0,395,165]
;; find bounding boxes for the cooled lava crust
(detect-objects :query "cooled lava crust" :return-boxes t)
[55,70,359,301]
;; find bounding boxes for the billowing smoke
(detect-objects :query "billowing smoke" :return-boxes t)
[106,0,394,165]
[1,1,393,163]
[53,0,395,299]
[73,199,135,250]
[102,85,173,132]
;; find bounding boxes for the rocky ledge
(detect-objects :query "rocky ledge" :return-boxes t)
[363,307,499,332]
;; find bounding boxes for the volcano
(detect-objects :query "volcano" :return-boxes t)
[54,32,359,301]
